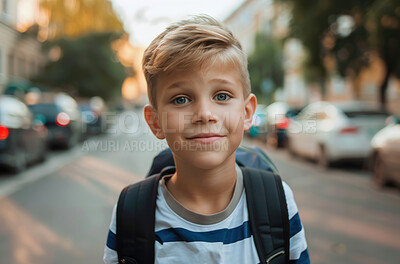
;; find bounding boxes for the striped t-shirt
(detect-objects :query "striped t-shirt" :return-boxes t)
[104,166,310,263]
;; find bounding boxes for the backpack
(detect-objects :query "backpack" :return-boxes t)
[146,146,279,177]
[116,146,289,264]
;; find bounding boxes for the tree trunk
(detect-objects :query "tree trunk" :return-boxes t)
[379,61,392,111]
[353,76,362,100]
[319,78,326,100]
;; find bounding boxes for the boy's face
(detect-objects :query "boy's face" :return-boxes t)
[145,60,256,170]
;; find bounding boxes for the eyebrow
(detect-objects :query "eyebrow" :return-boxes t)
[209,78,236,86]
[165,78,235,91]
[165,82,187,91]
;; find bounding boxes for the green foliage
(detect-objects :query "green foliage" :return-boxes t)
[370,0,400,76]
[369,0,400,105]
[333,25,369,77]
[278,0,400,107]
[248,33,284,104]
[280,0,374,79]
[39,0,124,40]
[33,32,127,100]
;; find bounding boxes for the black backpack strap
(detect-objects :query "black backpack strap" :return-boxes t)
[116,174,161,264]
[242,167,290,264]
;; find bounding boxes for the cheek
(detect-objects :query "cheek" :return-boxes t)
[222,106,245,133]
[160,111,193,133]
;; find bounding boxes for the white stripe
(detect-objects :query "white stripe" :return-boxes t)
[283,181,299,220]
[155,237,259,264]
[109,204,117,234]
[289,228,308,260]
[103,246,118,264]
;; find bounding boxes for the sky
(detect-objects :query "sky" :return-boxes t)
[111,0,245,47]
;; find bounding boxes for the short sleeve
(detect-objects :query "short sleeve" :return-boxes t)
[282,182,310,263]
[103,204,119,264]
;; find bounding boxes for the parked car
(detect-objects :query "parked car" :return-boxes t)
[0,95,47,173]
[370,115,400,187]
[28,93,82,149]
[79,97,106,138]
[265,102,303,148]
[247,104,268,141]
[287,101,389,168]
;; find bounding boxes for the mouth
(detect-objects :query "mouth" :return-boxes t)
[186,133,225,143]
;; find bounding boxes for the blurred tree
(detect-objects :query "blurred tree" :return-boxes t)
[25,0,130,101]
[278,0,400,109]
[370,0,400,107]
[33,32,127,100]
[248,33,284,105]
[38,0,124,40]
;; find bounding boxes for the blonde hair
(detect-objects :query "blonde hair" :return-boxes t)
[142,15,251,109]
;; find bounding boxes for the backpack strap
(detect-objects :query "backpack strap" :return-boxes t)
[116,166,289,264]
[241,167,290,264]
[116,174,161,264]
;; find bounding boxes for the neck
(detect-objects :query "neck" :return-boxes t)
[166,154,237,215]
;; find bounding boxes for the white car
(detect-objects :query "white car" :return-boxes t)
[287,101,388,167]
[370,115,400,187]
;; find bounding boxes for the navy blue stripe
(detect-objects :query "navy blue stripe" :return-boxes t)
[155,221,251,245]
[289,249,310,264]
[289,213,302,237]
[106,230,117,250]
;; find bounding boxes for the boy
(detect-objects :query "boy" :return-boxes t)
[104,15,309,263]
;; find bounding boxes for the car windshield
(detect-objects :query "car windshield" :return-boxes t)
[286,108,303,118]
[29,104,61,119]
[79,105,92,111]
[343,110,388,118]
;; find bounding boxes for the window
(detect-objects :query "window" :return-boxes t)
[8,53,14,77]
[2,0,9,15]
[0,47,3,79]
[297,108,313,120]
[28,60,38,77]
[18,57,25,78]
[343,110,389,118]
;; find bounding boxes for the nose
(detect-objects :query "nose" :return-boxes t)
[191,99,217,124]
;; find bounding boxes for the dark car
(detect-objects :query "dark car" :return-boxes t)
[79,104,102,138]
[0,95,47,173]
[29,93,82,149]
[370,115,400,187]
[266,102,303,148]
[79,97,106,137]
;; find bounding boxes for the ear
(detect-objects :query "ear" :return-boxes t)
[144,104,165,139]
[243,93,257,131]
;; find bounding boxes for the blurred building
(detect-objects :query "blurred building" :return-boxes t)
[324,54,400,115]
[224,0,290,54]
[224,0,308,107]
[0,0,45,93]
[224,0,400,115]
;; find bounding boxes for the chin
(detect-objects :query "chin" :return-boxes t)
[188,150,235,170]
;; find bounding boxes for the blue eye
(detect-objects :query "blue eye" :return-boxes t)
[215,93,231,101]
[173,96,190,105]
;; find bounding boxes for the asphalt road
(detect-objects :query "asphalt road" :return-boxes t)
[0,110,399,264]
[245,138,400,264]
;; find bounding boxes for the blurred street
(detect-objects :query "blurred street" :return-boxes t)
[246,138,400,264]
[1,0,399,263]
[0,110,399,264]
